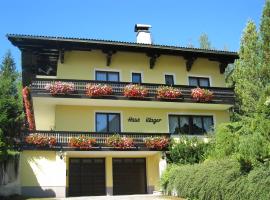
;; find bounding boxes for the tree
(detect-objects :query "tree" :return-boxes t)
[0,51,23,146]
[199,33,211,49]
[259,0,270,86]
[231,21,261,116]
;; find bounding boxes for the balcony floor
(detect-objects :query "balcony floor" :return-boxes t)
[33,96,232,110]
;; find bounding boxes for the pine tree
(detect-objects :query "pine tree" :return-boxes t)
[0,51,23,146]
[199,33,211,49]
[231,21,261,116]
[259,0,270,87]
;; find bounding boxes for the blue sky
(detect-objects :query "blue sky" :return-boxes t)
[0,0,266,69]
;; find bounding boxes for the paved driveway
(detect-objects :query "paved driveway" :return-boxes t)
[57,194,183,200]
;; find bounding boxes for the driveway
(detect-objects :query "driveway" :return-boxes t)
[56,194,183,200]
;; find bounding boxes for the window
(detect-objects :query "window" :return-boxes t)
[188,77,210,87]
[165,75,174,85]
[95,71,119,82]
[96,113,121,132]
[132,73,142,84]
[169,115,213,135]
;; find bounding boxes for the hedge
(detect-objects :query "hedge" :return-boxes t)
[161,159,270,200]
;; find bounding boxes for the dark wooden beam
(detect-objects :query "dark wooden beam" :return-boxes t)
[59,49,65,64]
[102,50,116,66]
[219,62,228,74]
[184,56,197,71]
[147,53,160,69]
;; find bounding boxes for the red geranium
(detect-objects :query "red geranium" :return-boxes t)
[144,136,169,150]
[22,87,35,130]
[106,134,134,149]
[45,81,75,95]
[69,136,96,149]
[25,133,56,147]
[123,84,148,98]
[157,86,182,99]
[85,84,112,97]
[191,87,213,102]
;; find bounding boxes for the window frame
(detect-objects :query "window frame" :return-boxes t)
[95,70,120,82]
[131,72,142,84]
[168,114,214,135]
[188,76,211,87]
[164,74,175,85]
[95,112,121,132]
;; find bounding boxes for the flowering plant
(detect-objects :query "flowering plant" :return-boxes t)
[22,87,35,130]
[69,136,96,149]
[144,136,169,150]
[44,81,75,95]
[157,86,182,99]
[123,84,148,98]
[191,87,213,102]
[85,84,113,97]
[106,134,134,149]
[25,133,56,147]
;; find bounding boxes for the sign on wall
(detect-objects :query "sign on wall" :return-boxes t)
[128,117,162,124]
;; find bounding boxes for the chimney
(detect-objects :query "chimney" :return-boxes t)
[134,24,152,44]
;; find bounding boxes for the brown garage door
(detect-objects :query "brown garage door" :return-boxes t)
[68,158,106,197]
[113,158,147,195]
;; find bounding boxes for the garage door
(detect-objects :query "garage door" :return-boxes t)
[68,158,106,197]
[113,158,147,195]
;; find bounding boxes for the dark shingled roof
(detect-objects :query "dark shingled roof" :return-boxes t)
[7,34,238,59]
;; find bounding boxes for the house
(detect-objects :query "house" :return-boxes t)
[7,24,238,198]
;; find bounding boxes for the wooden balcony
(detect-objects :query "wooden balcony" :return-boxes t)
[30,78,235,105]
[21,131,169,151]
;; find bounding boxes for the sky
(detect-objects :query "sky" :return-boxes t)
[0,0,266,70]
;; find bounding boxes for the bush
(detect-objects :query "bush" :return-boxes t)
[209,115,270,169]
[161,159,270,200]
[168,136,211,164]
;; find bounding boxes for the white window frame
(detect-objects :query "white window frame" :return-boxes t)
[163,73,176,85]
[93,110,123,132]
[94,68,122,81]
[187,74,212,87]
[167,112,216,137]
[130,71,144,83]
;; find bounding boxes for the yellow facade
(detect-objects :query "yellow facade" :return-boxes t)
[20,150,162,196]
[21,49,232,197]
[57,50,225,87]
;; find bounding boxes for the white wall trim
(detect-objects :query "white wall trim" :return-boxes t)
[166,112,216,134]
[93,110,123,132]
[130,71,144,83]
[186,73,212,86]
[163,73,176,84]
[93,68,122,81]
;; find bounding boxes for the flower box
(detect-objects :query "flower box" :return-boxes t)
[144,136,169,150]
[123,84,148,98]
[45,81,75,95]
[157,86,182,99]
[106,134,134,149]
[69,136,96,149]
[25,133,56,147]
[85,84,113,97]
[191,87,213,102]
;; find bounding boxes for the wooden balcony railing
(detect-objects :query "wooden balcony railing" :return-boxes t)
[21,130,170,151]
[30,78,235,104]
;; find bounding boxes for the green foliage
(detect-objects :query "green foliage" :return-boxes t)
[168,136,211,164]
[231,21,261,115]
[260,0,270,86]
[161,160,270,200]
[199,33,211,49]
[209,114,270,169]
[0,51,23,147]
